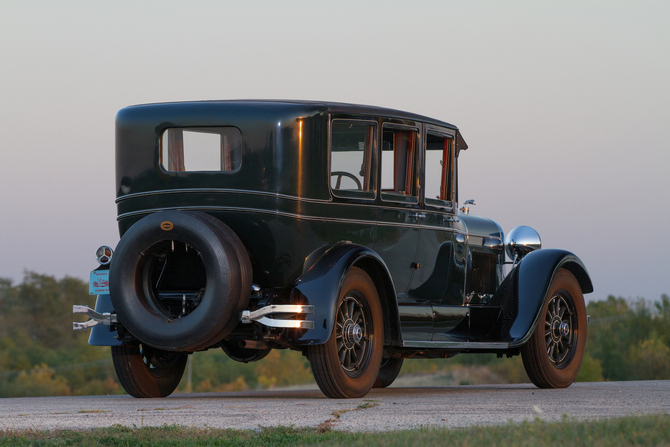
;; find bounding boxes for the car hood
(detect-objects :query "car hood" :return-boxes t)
[459,214,504,240]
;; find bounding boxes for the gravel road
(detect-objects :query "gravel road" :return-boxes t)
[1,381,668,432]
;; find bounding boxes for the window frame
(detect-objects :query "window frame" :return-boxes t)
[423,127,456,213]
[328,118,378,201]
[380,123,421,205]
[158,126,243,174]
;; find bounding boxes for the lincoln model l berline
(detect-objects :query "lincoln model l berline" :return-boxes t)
[73,100,593,399]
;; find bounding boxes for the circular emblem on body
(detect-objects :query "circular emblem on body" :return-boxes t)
[160,221,174,231]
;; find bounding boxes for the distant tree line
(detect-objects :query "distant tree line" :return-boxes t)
[0,273,667,397]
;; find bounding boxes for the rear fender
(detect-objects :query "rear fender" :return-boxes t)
[88,294,123,346]
[503,249,592,347]
[290,242,400,346]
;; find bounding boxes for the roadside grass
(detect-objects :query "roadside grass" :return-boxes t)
[1,414,669,447]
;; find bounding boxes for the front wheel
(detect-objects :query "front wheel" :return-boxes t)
[308,267,383,398]
[112,343,187,398]
[521,268,587,388]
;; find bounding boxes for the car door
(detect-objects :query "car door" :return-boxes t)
[327,118,378,247]
[372,122,430,341]
[406,128,469,342]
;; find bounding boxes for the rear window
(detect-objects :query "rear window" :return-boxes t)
[160,127,242,172]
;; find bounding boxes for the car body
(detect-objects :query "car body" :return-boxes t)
[74,100,593,398]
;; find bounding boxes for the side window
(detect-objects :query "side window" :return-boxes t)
[424,132,454,209]
[381,126,419,202]
[330,121,376,198]
[160,127,242,172]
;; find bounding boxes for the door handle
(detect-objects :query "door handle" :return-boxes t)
[443,215,460,223]
[409,212,426,219]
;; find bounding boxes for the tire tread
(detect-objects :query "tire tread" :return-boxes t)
[521,269,587,389]
[111,344,186,398]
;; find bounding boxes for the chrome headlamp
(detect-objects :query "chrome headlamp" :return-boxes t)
[505,226,541,263]
[95,246,114,265]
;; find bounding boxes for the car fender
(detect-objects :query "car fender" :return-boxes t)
[290,242,400,346]
[88,294,123,346]
[504,249,593,347]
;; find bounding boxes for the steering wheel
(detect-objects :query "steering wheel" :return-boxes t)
[331,171,362,190]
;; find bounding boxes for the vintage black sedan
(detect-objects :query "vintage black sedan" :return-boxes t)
[74,100,592,398]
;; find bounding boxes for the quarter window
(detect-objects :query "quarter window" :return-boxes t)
[425,133,454,209]
[381,127,419,202]
[330,121,376,197]
[160,127,242,172]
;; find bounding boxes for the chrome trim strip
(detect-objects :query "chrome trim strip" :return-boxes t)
[116,205,501,242]
[377,220,421,229]
[402,341,509,349]
[115,188,333,204]
[117,206,376,226]
[117,189,493,237]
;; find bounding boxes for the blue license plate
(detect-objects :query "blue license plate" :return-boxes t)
[89,270,110,295]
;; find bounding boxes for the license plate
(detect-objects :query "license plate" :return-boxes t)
[89,270,110,295]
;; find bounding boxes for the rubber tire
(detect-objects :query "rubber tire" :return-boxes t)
[521,269,587,388]
[308,267,383,398]
[109,211,251,351]
[373,357,404,388]
[189,213,253,351]
[112,343,187,398]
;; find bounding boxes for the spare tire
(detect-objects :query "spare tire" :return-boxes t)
[109,211,252,351]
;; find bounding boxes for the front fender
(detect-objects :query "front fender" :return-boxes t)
[505,249,592,347]
[290,242,397,346]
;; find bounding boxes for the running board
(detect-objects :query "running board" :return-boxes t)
[403,341,509,350]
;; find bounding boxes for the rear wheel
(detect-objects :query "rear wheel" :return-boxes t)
[111,343,187,398]
[308,267,383,398]
[521,269,587,388]
[373,357,404,388]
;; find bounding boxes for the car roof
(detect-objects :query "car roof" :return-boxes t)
[127,99,459,131]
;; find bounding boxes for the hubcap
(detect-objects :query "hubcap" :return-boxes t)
[335,294,371,376]
[345,323,363,345]
[544,292,577,367]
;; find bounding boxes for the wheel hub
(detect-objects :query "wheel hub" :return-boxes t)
[345,323,363,345]
[550,317,564,342]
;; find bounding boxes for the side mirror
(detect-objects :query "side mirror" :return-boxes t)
[505,226,541,263]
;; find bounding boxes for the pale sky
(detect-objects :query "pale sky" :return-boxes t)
[1,1,668,302]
